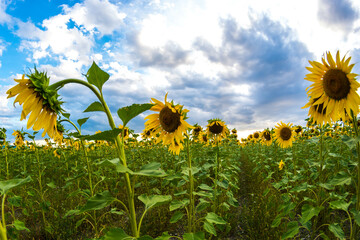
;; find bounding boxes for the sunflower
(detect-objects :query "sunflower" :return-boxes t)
[274,122,295,148]
[206,119,229,142]
[303,51,360,123]
[144,93,192,154]
[261,129,272,146]
[279,160,285,170]
[12,130,25,148]
[253,131,260,141]
[118,124,130,140]
[141,128,154,140]
[192,124,202,139]
[199,132,209,145]
[303,98,332,126]
[168,139,184,155]
[6,70,63,139]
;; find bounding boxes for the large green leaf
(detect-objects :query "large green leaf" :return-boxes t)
[83,101,105,113]
[78,191,115,214]
[300,204,323,225]
[117,103,153,127]
[86,61,109,91]
[77,117,89,128]
[0,176,32,194]
[351,209,360,226]
[138,194,172,210]
[81,128,122,142]
[134,162,167,177]
[154,232,172,240]
[205,212,226,225]
[13,220,30,232]
[104,228,134,240]
[328,223,345,240]
[170,211,184,223]
[182,232,205,240]
[329,200,351,212]
[327,172,352,186]
[204,221,217,236]
[170,199,190,211]
[281,221,299,239]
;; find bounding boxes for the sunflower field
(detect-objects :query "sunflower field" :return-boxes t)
[1,51,360,240]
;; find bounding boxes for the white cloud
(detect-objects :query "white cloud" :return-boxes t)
[63,0,126,36]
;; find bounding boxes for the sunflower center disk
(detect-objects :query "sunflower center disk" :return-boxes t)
[159,106,181,133]
[209,123,223,134]
[323,69,350,100]
[263,132,271,141]
[280,128,292,141]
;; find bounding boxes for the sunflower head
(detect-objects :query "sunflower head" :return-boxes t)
[303,51,360,123]
[192,124,202,136]
[144,93,192,154]
[274,122,295,148]
[206,118,229,142]
[261,129,272,146]
[6,69,64,139]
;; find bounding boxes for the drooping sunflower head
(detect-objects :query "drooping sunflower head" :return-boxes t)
[206,119,229,142]
[261,129,272,146]
[200,132,209,145]
[192,124,202,137]
[303,51,360,123]
[231,128,237,134]
[144,93,192,151]
[13,130,25,147]
[6,69,64,139]
[274,122,295,148]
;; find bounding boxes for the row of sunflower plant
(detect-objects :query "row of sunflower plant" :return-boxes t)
[1,50,360,239]
[1,62,243,239]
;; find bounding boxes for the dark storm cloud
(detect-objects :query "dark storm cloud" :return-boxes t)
[318,0,358,33]
[191,15,313,125]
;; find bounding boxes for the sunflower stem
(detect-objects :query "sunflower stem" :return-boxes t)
[52,79,139,237]
[186,136,195,233]
[0,194,7,240]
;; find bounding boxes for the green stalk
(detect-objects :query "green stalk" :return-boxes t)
[4,143,9,180]
[60,119,94,196]
[186,136,194,233]
[212,141,220,214]
[50,79,139,237]
[0,194,7,240]
[33,140,47,228]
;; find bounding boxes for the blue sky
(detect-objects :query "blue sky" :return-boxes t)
[1,0,360,142]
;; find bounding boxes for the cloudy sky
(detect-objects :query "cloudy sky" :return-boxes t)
[1,0,360,142]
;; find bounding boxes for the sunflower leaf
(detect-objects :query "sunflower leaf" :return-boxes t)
[0,176,32,195]
[83,101,105,113]
[117,103,154,127]
[81,128,122,142]
[86,61,109,91]
[77,117,89,128]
